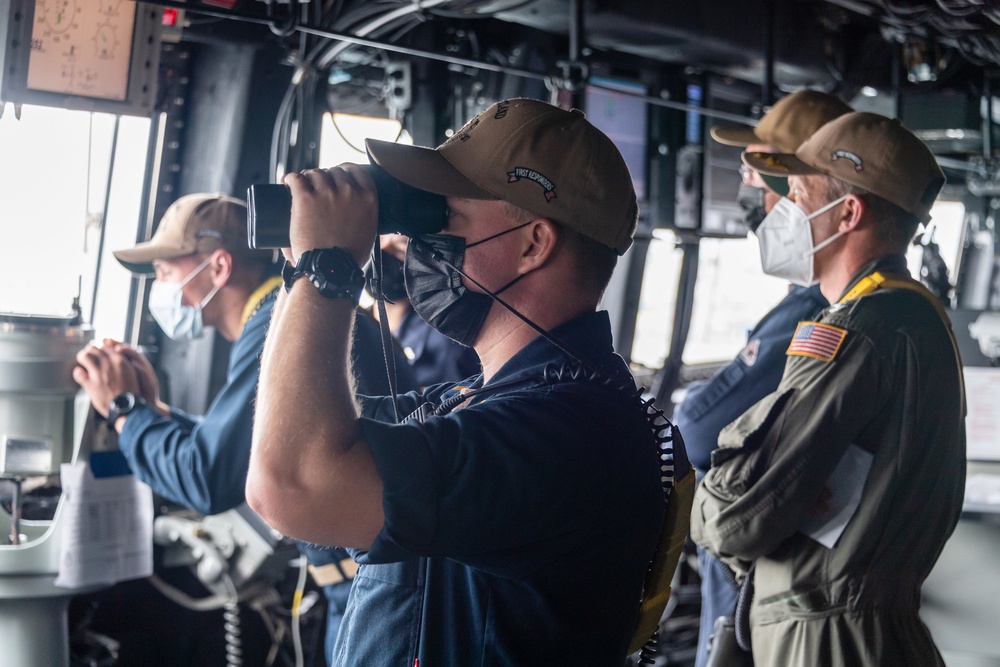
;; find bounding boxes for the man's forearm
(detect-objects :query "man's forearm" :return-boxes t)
[258,282,357,435]
[247,281,383,546]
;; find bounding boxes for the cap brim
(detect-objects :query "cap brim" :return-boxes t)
[759,173,790,196]
[710,124,761,147]
[742,150,820,177]
[365,139,497,200]
[113,243,192,276]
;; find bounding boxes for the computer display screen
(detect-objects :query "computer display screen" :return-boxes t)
[585,77,648,202]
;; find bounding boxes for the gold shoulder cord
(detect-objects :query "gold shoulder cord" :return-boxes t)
[240,275,284,330]
[839,271,966,411]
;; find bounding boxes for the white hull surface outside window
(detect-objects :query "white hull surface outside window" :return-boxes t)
[0,103,151,341]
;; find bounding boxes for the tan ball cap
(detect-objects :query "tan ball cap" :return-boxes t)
[365,98,639,255]
[114,193,258,275]
[710,90,854,152]
[743,112,945,222]
[712,90,852,197]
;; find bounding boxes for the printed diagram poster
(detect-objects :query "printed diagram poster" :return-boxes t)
[965,367,1000,462]
[27,0,136,100]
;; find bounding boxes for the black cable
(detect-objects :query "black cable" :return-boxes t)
[368,247,402,424]
[267,0,300,37]
[734,562,756,652]
[429,0,540,19]
[933,0,983,17]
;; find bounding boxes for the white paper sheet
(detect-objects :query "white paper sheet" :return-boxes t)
[54,462,153,589]
[798,444,874,549]
[964,367,1000,462]
[963,473,1000,513]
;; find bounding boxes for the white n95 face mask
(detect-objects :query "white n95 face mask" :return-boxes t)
[148,256,221,340]
[755,195,848,286]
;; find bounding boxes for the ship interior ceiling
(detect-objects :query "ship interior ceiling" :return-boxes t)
[159,0,1000,370]
[2,0,1000,665]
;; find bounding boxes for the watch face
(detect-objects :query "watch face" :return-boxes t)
[113,392,135,411]
[107,392,137,429]
[299,249,364,300]
[312,250,350,280]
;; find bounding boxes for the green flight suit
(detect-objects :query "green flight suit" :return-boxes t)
[691,254,966,667]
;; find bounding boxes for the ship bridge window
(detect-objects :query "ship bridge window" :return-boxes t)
[319,113,411,168]
[631,232,791,371]
[683,235,790,365]
[906,199,966,282]
[0,104,151,339]
[631,229,684,370]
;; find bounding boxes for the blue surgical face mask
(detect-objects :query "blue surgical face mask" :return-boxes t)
[148,256,221,340]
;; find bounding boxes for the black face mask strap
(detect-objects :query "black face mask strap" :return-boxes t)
[409,235,585,365]
[465,220,533,249]
[492,271,527,296]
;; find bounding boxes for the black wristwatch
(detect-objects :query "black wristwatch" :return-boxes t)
[283,248,365,302]
[107,392,145,430]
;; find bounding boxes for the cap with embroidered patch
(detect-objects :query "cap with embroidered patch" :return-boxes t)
[711,90,854,153]
[743,112,945,222]
[713,90,853,197]
[114,193,264,275]
[365,98,638,255]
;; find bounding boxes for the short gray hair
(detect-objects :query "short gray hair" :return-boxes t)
[823,176,919,251]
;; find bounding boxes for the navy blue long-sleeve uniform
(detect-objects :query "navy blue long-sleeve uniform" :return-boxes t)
[119,282,416,663]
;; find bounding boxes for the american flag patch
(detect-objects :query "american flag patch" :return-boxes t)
[787,322,847,362]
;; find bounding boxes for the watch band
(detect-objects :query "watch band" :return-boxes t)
[283,248,365,302]
[281,258,303,291]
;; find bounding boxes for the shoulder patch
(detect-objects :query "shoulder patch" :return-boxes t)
[787,322,847,362]
[738,338,760,367]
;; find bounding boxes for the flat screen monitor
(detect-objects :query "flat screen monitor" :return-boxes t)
[584,77,648,203]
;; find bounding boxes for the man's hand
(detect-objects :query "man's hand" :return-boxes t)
[379,233,409,261]
[73,343,142,418]
[284,164,378,267]
[106,340,172,417]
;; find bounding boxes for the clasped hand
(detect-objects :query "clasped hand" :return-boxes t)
[74,339,167,418]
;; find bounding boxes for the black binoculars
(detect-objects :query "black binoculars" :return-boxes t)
[246,161,447,249]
